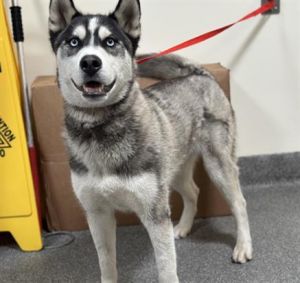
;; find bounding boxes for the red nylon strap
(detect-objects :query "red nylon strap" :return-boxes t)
[137,0,275,64]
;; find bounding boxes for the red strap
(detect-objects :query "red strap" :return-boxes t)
[137,0,275,64]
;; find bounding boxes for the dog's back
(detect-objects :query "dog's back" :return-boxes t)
[137,54,236,166]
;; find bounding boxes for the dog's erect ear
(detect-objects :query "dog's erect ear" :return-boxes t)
[49,0,80,50]
[49,0,79,33]
[110,0,141,53]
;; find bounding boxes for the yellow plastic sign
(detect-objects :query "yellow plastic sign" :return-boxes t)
[0,0,42,251]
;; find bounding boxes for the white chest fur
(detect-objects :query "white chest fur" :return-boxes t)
[71,171,158,215]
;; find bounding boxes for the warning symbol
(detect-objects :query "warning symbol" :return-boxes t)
[0,117,16,158]
[0,131,12,157]
[0,131,12,148]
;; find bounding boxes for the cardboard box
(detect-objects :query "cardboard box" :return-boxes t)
[31,63,231,231]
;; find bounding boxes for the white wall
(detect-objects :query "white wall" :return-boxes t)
[6,0,300,156]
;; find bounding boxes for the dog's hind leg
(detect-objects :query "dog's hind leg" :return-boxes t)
[199,118,252,264]
[172,156,199,239]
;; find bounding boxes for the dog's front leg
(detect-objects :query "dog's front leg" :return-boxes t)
[140,209,179,283]
[71,172,117,282]
[86,209,117,283]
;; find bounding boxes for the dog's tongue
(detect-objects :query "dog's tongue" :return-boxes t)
[83,82,104,94]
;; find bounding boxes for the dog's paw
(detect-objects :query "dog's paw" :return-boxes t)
[101,277,117,283]
[173,224,191,239]
[232,240,253,263]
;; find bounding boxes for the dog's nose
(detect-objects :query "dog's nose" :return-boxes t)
[80,55,102,76]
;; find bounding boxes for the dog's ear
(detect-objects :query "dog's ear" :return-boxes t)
[49,0,80,51]
[110,0,141,54]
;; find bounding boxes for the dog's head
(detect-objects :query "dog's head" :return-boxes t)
[49,0,141,108]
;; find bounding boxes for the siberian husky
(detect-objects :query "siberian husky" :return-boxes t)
[49,0,252,282]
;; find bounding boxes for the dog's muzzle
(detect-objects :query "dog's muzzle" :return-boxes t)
[72,79,116,98]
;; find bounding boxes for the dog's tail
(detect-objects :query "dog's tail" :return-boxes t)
[136,54,213,80]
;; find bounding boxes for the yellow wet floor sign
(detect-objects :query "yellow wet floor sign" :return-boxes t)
[0,0,42,251]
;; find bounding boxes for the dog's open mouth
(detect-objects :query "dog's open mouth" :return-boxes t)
[72,79,115,98]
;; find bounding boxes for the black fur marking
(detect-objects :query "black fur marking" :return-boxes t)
[69,154,88,174]
[51,16,90,54]
[203,109,214,120]
[150,204,171,225]
[101,40,126,57]
[50,14,135,55]
[113,145,161,177]
[92,121,127,146]
[109,14,139,55]
[99,16,134,55]
[110,81,132,109]
[65,111,155,177]
[49,11,82,52]
[65,115,92,144]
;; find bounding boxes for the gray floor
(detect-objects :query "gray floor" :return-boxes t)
[1,181,300,283]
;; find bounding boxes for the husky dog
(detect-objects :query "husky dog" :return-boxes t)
[49,0,252,282]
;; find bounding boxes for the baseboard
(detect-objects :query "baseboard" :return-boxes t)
[238,152,300,186]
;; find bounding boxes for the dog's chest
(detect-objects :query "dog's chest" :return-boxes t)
[66,117,138,173]
[72,171,158,214]
[65,113,163,178]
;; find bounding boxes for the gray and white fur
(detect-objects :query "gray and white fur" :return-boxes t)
[49,0,252,282]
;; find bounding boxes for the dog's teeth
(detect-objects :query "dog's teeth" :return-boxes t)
[83,84,104,94]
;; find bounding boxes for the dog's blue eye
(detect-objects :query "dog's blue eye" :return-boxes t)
[69,38,79,47]
[105,38,116,47]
